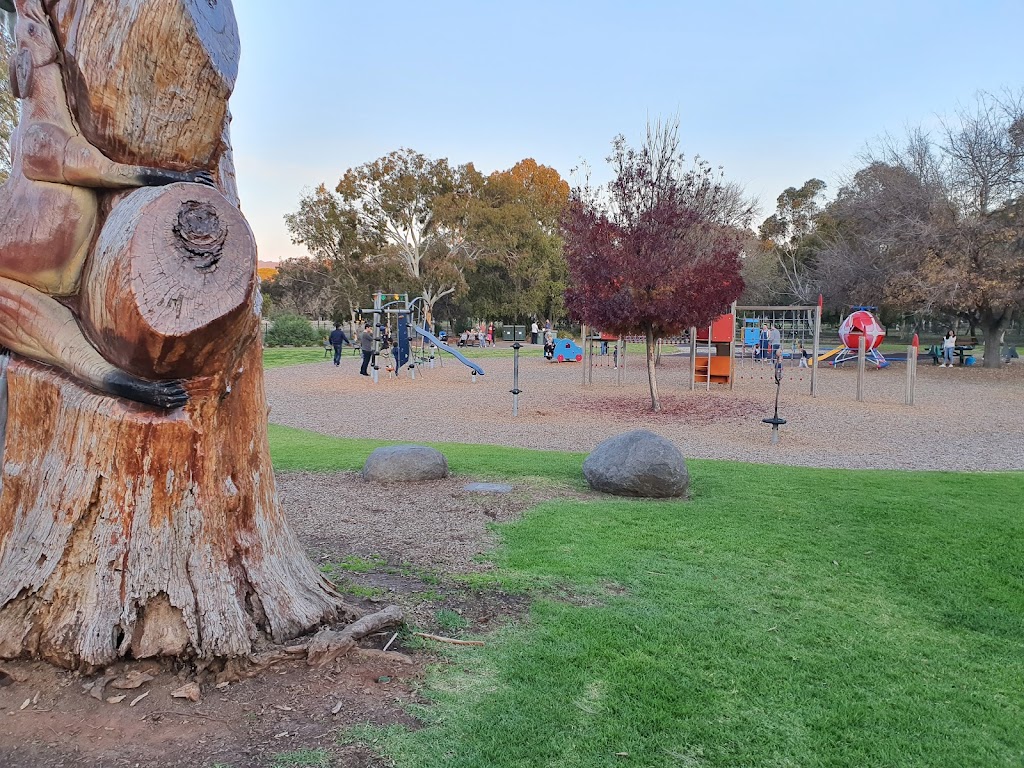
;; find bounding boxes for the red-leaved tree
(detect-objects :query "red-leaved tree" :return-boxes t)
[563,120,750,411]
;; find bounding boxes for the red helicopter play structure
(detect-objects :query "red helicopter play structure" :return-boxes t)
[832,307,889,368]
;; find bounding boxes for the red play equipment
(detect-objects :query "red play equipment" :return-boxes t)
[834,308,888,367]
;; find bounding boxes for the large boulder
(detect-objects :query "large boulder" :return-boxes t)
[362,445,448,483]
[582,430,689,498]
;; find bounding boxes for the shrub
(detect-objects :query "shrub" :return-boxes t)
[264,314,322,347]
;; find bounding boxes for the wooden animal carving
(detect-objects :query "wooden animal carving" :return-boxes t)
[0,0,213,408]
[0,0,358,671]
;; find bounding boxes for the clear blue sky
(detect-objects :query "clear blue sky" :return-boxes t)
[228,0,1023,263]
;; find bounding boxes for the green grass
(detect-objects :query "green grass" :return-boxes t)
[434,608,471,632]
[268,749,331,767]
[262,346,328,368]
[323,554,387,573]
[269,431,1024,767]
[267,424,586,483]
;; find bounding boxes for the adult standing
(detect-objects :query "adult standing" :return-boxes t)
[328,323,350,366]
[941,330,956,367]
[768,324,782,360]
[531,320,539,345]
[359,323,374,376]
[487,323,494,347]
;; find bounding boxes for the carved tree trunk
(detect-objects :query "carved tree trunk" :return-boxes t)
[0,0,357,670]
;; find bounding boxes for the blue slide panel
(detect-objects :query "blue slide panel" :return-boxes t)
[414,327,485,376]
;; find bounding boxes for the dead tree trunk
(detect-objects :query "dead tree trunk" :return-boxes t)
[0,0,360,671]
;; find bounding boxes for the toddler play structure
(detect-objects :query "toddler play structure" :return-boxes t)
[548,337,583,363]
[361,292,484,381]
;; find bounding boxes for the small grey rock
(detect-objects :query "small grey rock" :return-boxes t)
[362,445,448,482]
[582,430,689,498]
[464,482,513,493]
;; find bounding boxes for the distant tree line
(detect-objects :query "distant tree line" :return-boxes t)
[273,90,1022,370]
[271,152,568,332]
[744,89,1023,367]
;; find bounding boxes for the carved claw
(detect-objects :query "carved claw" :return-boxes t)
[136,168,216,188]
[104,372,189,410]
[188,170,216,187]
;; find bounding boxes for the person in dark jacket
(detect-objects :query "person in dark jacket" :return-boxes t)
[328,323,350,366]
[359,324,374,376]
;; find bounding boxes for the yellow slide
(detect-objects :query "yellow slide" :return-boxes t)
[817,345,845,363]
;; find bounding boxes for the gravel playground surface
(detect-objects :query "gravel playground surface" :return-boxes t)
[266,345,1024,472]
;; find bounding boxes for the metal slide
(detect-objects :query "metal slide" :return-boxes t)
[413,327,485,376]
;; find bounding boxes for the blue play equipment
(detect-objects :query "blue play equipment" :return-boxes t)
[414,326,485,376]
[550,337,583,362]
[743,318,760,346]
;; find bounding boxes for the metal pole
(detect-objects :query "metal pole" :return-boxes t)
[511,342,521,416]
[856,334,866,402]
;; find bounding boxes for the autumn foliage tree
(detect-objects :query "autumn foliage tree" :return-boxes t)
[563,121,749,411]
[460,159,570,322]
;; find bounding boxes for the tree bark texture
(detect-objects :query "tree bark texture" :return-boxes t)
[0,340,355,671]
[47,0,238,171]
[0,0,357,670]
[981,310,1009,369]
[80,182,256,379]
[645,325,661,412]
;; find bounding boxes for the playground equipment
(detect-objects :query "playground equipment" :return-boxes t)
[413,326,484,377]
[732,302,823,395]
[360,292,485,380]
[762,355,787,444]
[816,345,845,363]
[582,328,626,386]
[833,308,889,368]
[550,338,583,362]
[693,313,736,386]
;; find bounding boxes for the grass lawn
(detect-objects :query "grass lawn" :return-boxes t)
[263,347,328,368]
[268,430,1024,767]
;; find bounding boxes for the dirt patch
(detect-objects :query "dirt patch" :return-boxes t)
[0,472,576,767]
[0,653,415,768]
[585,392,766,424]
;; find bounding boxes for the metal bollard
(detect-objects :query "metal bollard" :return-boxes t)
[371,365,379,384]
[511,342,522,416]
[409,363,416,381]
[471,370,477,384]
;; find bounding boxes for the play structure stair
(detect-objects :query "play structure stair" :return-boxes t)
[694,313,734,386]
